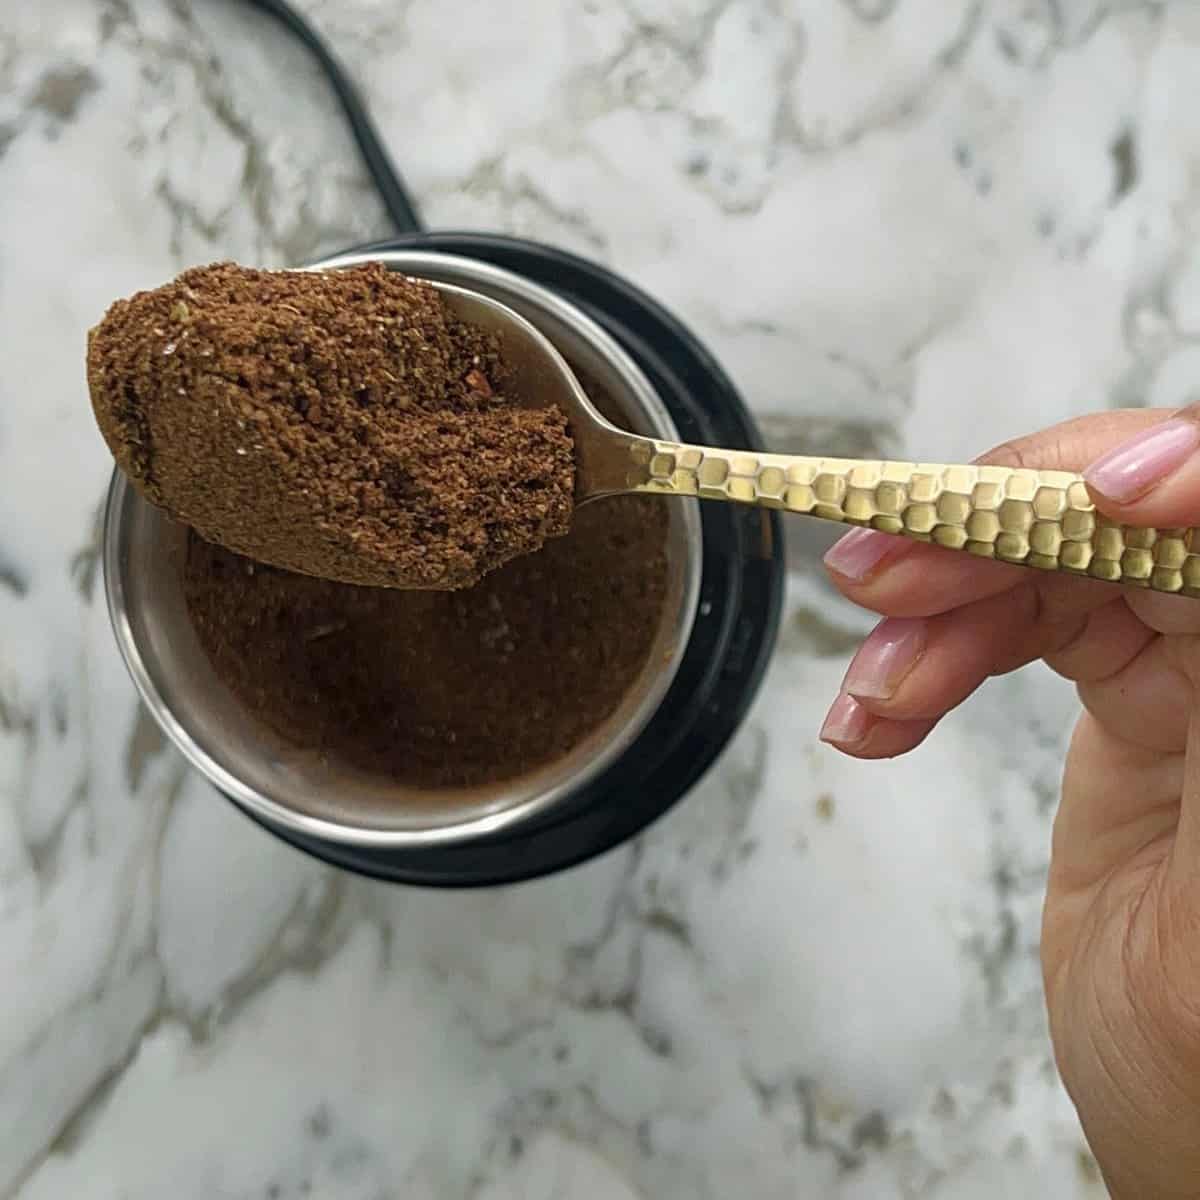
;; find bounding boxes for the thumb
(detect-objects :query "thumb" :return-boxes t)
[1082,402,1200,528]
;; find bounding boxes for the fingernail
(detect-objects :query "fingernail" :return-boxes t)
[819,693,872,747]
[823,528,909,583]
[842,617,927,701]
[1083,417,1200,503]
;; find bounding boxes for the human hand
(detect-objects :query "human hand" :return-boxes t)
[821,407,1200,1199]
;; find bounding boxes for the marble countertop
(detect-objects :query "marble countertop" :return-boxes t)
[6,0,1198,1195]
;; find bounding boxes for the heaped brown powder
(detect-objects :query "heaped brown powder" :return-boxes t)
[182,494,669,789]
[87,262,575,590]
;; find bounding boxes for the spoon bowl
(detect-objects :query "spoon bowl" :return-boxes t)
[433,280,645,504]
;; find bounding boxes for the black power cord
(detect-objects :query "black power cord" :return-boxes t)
[240,0,424,234]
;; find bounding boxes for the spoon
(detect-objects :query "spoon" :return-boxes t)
[438,280,1200,599]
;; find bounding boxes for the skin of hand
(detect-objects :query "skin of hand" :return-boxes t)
[821,406,1200,1200]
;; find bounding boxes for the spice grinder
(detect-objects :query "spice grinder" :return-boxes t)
[104,237,784,886]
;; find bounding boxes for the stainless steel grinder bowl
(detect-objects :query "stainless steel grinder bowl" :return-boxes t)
[103,250,703,852]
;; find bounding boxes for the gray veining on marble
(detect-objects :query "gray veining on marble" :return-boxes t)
[8,0,1200,1195]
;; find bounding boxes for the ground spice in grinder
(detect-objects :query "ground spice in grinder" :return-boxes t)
[182,374,671,790]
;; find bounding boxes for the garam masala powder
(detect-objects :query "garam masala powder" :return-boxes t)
[88,263,575,590]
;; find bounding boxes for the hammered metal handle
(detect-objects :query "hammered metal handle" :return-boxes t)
[626,441,1200,596]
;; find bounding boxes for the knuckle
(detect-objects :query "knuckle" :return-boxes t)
[977,432,1078,474]
[978,437,1031,470]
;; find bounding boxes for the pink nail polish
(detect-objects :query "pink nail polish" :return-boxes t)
[1083,418,1200,503]
[823,527,908,583]
[819,693,872,746]
[842,617,927,701]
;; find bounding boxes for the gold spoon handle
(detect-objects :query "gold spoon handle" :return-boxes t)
[626,440,1200,596]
